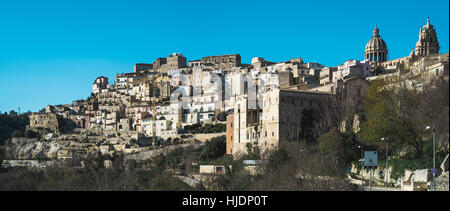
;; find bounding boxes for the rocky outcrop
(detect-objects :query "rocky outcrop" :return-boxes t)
[6,141,69,160]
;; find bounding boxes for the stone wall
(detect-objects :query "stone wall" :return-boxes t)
[193,132,226,142]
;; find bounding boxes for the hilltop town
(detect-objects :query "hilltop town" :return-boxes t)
[1,18,448,191]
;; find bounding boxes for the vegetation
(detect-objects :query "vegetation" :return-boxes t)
[199,136,226,161]
[318,76,449,183]
[359,78,449,159]
[0,113,29,145]
[216,112,228,122]
[210,142,356,191]
[0,154,197,191]
[183,123,226,134]
[318,128,359,166]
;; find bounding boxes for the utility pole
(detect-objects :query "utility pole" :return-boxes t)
[358,145,363,186]
[431,124,436,191]
[426,124,436,191]
[386,141,389,190]
[381,137,389,190]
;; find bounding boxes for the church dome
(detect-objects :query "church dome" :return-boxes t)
[364,25,388,62]
[365,25,387,52]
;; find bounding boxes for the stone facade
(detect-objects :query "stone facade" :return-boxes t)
[151,53,187,73]
[134,63,153,73]
[29,113,63,132]
[415,18,440,57]
[230,87,332,158]
[201,54,241,70]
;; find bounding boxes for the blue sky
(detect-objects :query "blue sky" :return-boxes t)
[0,0,448,112]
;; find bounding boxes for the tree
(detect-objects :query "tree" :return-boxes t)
[200,136,226,161]
[216,112,228,122]
[359,77,447,158]
[318,128,358,166]
[0,114,29,144]
[242,142,261,160]
[419,78,449,154]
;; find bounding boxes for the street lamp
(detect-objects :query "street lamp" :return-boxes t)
[380,137,389,190]
[425,124,436,191]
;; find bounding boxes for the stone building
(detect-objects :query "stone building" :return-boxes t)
[319,67,338,85]
[251,57,277,72]
[142,117,178,140]
[117,118,132,131]
[337,60,371,79]
[226,114,234,155]
[188,60,202,68]
[364,25,388,63]
[105,112,119,131]
[134,63,153,73]
[229,86,332,158]
[167,53,187,70]
[201,54,241,70]
[92,76,108,94]
[415,18,440,57]
[153,53,187,73]
[29,113,63,132]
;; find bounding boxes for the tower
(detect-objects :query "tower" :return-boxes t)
[415,17,440,57]
[364,25,388,63]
